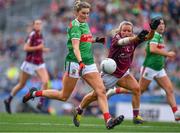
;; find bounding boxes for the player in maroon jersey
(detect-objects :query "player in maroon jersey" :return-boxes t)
[4,19,50,113]
[72,18,161,126]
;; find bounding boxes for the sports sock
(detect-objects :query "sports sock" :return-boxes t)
[38,97,44,105]
[172,106,178,113]
[33,90,43,97]
[103,112,111,122]
[115,88,121,94]
[133,109,139,117]
[7,95,13,103]
[76,106,83,115]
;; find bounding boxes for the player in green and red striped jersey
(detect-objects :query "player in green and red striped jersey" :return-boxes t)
[22,0,124,129]
[139,17,180,121]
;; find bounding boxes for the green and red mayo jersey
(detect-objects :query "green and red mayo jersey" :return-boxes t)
[65,19,94,65]
[143,32,165,71]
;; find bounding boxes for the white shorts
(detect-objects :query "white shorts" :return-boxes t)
[102,69,130,89]
[140,66,167,81]
[20,61,46,75]
[65,61,98,78]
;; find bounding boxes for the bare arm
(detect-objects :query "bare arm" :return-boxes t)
[72,39,82,62]
[23,43,44,52]
[150,43,176,58]
[43,47,50,52]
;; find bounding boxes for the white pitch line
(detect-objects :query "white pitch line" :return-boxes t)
[1,122,102,127]
[0,122,179,129]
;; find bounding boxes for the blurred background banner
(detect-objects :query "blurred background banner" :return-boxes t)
[116,102,180,122]
[0,0,180,121]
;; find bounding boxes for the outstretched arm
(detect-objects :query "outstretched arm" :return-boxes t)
[117,30,149,46]
[117,36,136,46]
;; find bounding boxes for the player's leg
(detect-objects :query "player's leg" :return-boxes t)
[73,72,124,128]
[73,91,97,127]
[105,70,131,98]
[139,67,153,94]
[36,64,49,109]
[155,73,180,121]
[79,91,97,109]
[23,74,78,102]
[116,74,143,124]
[74,72,118,116]
[4,71,30,113]
[82,72,124,129]
[139,77,151,94]
[106,87,131,98]
[23,61,79,102]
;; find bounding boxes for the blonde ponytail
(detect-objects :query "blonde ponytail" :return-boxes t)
[74,0,91,12]
[74,0,81,10]
[110,21,133,36]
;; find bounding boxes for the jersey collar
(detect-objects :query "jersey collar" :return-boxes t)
[75,19,86,24]
[155,31,162,37]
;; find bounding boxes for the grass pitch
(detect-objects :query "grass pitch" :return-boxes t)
[0,113,180,132]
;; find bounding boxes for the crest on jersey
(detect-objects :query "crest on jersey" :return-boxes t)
[145,72,148,77]
[71,69,77,75]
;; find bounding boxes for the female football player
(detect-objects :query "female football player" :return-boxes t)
[22,0,124,129]
[4,19,50,113]
[72,17,161,125]
[139,17,180,121]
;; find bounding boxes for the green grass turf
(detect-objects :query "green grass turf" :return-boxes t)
[0,113,180,132]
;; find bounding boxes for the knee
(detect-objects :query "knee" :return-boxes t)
[95,85,106,97]
[141,88,146,94]
[60,96,69,102]
[42,80,49,88]
[19,82,26,88]
[91,92,98,101]
[132,86,141,96]
[55,91,70,102]
[166,86,174,95]
[42,79,49,85]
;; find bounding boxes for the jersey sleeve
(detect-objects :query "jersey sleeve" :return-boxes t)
[25,31,34,45]
[149,34,160,45]
[41,34,44,43]
[111,34,120,46]
[69,26,81,40]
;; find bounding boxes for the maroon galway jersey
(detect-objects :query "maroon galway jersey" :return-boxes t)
[25,30,44,65]
[108,33,142,78]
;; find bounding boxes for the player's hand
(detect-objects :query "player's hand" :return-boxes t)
[78,61,85,76]
[149,17,161,30]
[37,44,44,50]
[168,51,176,59]
[43,48,51,52]
[137,30,149,41]
[95,37,106,45]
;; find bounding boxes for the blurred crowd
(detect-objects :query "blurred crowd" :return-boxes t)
[0,0,16,9]
[0,0,180,100]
